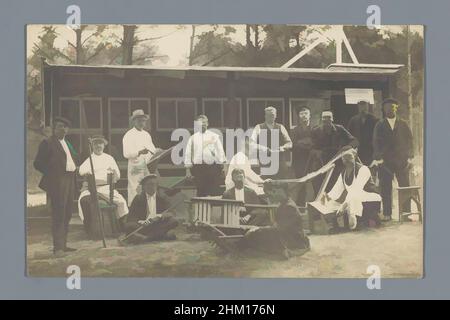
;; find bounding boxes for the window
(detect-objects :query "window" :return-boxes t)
[289,98,329,129]
[202,98,242,129]
[247,98,284,128]
[58,97,103,157]
[156,98,197,131]
[108,98,151,161]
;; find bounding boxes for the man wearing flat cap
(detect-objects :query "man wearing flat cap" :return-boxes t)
[372,98,414,221]
[123,109,162,205]
[34,116,79,256]
[124,174,178,243]
[78,135,128,235]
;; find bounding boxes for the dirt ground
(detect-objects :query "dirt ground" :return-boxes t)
[27,213,423,278]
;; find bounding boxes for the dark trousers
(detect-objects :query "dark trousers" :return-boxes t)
[191,164,223,197]
[125,213,178,242]
[378,164,410,216]
[49,172,75,252]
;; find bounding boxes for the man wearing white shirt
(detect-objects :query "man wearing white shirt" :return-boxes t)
[78,135,129,235]
[184,115,226,196]
[34,116,78,257]
[123,109,161,205]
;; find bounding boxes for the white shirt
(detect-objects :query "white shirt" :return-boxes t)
[235,187,245,202]
[123,127,156,165]
[79,152,120,183]
[59,139,76,172]
[387,117,396,130]
[184,130,226,166]
[146,193,157,219]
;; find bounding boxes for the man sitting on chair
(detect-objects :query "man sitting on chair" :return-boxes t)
[222,168,269,226]
[321,146,381,230]
[78,135,128,235]
[124,174,178,243]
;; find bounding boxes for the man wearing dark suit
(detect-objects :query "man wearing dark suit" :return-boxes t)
[222,168,269,226]
[347,100,378,165]
[372,98,414,221]
[33,117,79,257]
[125,174,178,242]
[291,106,314,206]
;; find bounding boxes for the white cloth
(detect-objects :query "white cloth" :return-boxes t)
[146,193,157,220]
[123,127,156,204]
[184,130,226,166]
[328,165,381,222]
[59,139,76,172]
[387,117,396,130]
[77,153,128,221]
[235,188,245,202]
[225,152,264,195]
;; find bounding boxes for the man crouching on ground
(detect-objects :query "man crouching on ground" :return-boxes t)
[124,174,178,243]
[239,181,310,259]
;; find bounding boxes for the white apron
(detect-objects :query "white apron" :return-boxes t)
[123,127,156,204]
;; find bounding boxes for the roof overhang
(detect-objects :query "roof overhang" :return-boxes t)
[42,60,403,82]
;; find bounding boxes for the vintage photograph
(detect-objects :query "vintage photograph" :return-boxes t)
[26,24,424,278]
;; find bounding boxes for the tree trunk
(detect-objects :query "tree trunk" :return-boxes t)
[122,25,137,65]
[189,25,196,65]
[253,25,259,50]
[246,24,253,48]
[75,28,83,64]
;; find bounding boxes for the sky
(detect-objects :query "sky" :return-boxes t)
[27,24,423,66]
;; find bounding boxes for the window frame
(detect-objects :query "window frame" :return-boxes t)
[201,97,242,129]
[156,97,198,132]
[58,97,103,152]
[246,97,285,128]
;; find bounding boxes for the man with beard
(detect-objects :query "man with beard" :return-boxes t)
[372,98,414,221]
[291,106,314,206]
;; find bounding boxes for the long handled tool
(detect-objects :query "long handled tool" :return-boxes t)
[117,197,184,245]
[87,138,107,248]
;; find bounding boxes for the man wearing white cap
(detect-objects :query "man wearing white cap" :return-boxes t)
[311,110,358,193]
[123,109,161,205]
[78,135,129,235]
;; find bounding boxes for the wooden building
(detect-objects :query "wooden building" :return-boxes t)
[41,60,402,190]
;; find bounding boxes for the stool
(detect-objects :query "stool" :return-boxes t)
[396,186,422,223]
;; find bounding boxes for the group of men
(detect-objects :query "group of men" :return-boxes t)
[34,97,414,257]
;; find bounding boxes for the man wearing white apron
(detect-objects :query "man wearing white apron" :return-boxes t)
[78,135,128,232]
[123,109,161,205]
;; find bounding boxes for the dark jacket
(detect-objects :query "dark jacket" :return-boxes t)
[311,124,359,164]
[275,199,310,250]
[33,136,79,194]
[291,124,313,176]
[127,191,170,223]
[373,118,413,169]
[347,113,378,165]
[222,186,262,205]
